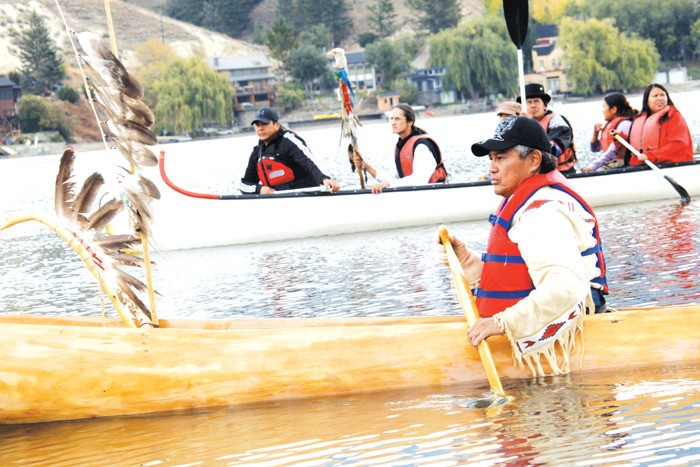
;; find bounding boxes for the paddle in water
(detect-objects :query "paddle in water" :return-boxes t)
[439,226,507,405]
[614,134,691,203]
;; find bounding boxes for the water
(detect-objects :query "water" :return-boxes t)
[1,92,699,465]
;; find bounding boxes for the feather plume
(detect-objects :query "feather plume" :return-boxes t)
[70,173,105,223]
[90,82,155,128]
[54,149,76,218]
[84,198,124,233]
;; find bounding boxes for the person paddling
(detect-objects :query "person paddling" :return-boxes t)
[240,107,341,195]
[357,104,447,194]
[518,83,577,174]
[583,93,638,172]
[438,116,608,376]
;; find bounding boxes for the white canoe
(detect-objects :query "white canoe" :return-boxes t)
[150,156,700,250]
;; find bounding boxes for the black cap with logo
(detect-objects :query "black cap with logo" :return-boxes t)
[471,116,553,157]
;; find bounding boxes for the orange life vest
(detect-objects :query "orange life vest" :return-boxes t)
[538,113,576,172]
[256,157,295,187]
[475,170,608,318]
[629,107,669,154]
[599,116,629,163]
[395,135,447,184]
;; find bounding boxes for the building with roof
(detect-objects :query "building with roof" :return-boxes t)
[408,67,456,106]
[525,24,571,96]
[209,55,277,109]
[343,50,376,92]
[0,77,21,141]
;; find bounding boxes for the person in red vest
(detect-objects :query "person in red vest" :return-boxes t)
[240,107,341,195]
[583,92,639,172]
[438,116,608,376]
[517,83,577,174]
[357,104,447,194]
[628,83,693,166]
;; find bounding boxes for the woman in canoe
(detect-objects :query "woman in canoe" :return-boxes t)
[582,92,638,172]
[628,83,693,166]
[355,104,447,194]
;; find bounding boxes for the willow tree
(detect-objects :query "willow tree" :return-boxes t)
[152,56,234,134]
[429,17,517,100]
[559,17,658,95]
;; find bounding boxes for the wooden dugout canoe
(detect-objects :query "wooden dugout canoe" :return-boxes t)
[151,157,700,250]
[1,304,698,425]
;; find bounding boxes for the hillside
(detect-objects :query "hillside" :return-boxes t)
[0,0,266,74]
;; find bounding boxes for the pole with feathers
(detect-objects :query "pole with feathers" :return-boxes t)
[327,48,365,189]
[0,0,164,327]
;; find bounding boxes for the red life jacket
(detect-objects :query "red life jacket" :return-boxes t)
[599,116,629,163]
[538,113,576,172]
[629,107,669,155]
[395,135,447,184]
[475,170,608,317]
[255,132,298,187]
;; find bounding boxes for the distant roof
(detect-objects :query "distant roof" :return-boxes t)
[345,50,366,65]
[533,42,556,57]
[534,24,559,39]
[209,55,272,71]
[0,77,19,88]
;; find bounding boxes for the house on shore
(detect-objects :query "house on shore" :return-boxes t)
[209,55,277,110]
[0,77,21,141]
[525,24,571,96]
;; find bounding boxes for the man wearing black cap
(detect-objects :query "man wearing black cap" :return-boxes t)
[240,107,341,194]
[439,116,608,376]
[517,83,577,174]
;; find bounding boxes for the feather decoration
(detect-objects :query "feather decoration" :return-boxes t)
[89,81,155,128]
[70,173,105,223]
[54,149,77,218]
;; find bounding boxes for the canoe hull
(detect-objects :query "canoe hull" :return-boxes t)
[150,160,700,250]
[1,305,698,424]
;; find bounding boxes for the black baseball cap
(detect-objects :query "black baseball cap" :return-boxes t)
[471,116,553,157]
[251,107,279,125]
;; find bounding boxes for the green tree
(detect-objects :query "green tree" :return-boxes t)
[151,56,234,134]
[278,0,352,45]
[394,79,418,105]
[692,19,700,56]
[289,44,330,97]
[559,17,658,95]
[573,0,699,61]
[365,39,405,90]
[264,18,297,79]
[429,17,517,99]
[16,10,66,95]
[276,83,306,111]
[164,0,259,39]
[17,95,74,140]
[298,25,332,50]
[367,0,398,39]
[405,0,461,34]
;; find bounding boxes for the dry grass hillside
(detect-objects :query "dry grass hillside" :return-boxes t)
[0,0,485,75]
[0,0,266,74]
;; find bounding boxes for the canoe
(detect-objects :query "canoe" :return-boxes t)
[150,156,700,250]
[1,304,698,425]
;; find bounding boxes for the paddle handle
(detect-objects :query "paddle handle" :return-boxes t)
[439,226,505,396]
[613,134,661,171]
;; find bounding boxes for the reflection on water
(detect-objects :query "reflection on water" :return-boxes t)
[1,94,700,464]
[1,363,698,466]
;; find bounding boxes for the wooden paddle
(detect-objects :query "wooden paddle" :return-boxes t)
[438,226,505,397]
[503,0,529,106]
[613,134,691,203]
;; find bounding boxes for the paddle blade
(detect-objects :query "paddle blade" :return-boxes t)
[663,175,691,203]
[503,0,529,48]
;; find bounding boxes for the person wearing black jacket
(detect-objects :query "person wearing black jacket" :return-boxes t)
[240,107,341,194]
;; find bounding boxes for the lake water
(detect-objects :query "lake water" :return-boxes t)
[1,92,699,465]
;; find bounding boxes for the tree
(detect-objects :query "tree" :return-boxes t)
[298,25,332,50]
[16,10,65,95]
[573,0,699,61]
[365,39,405,90]
[531,0,576,24]
[429,17,517,100]
[289,44,330,97]
[264,18,297,80]
[276,83,306,111]
[367,0,398,39]
[151,56,234,134]
[559,17,658,94]
[278,0,352,45]
[405,0,461,34]
[164,0,259,39]
[16,95,75,140]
